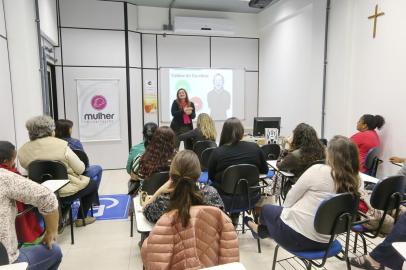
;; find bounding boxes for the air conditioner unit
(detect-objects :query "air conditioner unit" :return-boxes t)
[249,0,278,9]
[174,16,234,36]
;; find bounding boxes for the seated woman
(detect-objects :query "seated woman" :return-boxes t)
[178,113,217,150]
[208,117,268,224]
[277,123,325,182]
[133,126,176,183]
[126,122,158,176]
[55,119,103,189]
[18,115,98,227]
[0,166,62,269]
[351,114,385,173]
[143,150,224,223]
[141,150,238,269]
[245,136,360,252]
[0,141,44,246]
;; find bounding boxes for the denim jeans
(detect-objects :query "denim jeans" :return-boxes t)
[84,165,103,189]
[15,243,62,270]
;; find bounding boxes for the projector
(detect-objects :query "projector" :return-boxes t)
[248,0,278,9]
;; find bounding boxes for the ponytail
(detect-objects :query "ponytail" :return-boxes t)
[169,176,204,227]
[374,115,385,130]
[361,114,385,130]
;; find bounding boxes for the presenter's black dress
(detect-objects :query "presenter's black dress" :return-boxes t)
[170,100,196,148]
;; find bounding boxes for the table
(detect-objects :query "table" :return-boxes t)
[202,262,246,270]
[41,179,70,193]
[0,263,28,270]
[391,162,403,167]
[360,173,379,185]
[267,160,294,177]
[133,196,154,233]
[392,242,406,259]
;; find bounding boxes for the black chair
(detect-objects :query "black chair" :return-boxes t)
[261,144,281,160]
[364,147,382,177]
[221,164,263,253]
[193,140,217,160]
[0,241,8,265]
[201,147,216,171]
[130,171,169,237]
[319,138,328,146]
[352,175,406,254]
[28,160,67,184]
[272,193,358,270]
[28,160,87,245]
[72,149,89,168]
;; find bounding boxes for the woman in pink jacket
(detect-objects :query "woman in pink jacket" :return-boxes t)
[141,150,239,270]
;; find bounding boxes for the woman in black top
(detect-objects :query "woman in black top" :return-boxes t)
[178,113,216,150]
[170,88,196,148]
[208,118,268,223]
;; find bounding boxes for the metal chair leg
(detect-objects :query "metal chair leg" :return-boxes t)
[360,234,368,255]
[130,212,134,237]
[353,233,358,253]
[346,257,351,270]
[242,212,245,234]
[69,207,74,245]
[257,238,261,253]
[272,245,280,270]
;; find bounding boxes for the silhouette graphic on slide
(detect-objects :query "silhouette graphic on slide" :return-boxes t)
[207,73,231,120]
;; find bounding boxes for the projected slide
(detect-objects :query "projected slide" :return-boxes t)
[160,68,245,122]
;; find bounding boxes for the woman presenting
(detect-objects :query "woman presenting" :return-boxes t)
[170,88,196,148]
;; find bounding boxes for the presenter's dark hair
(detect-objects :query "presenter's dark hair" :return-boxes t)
[0,141,16,164]
[360,114,385,130]
[55,119,74,139]
[143,122,158,148]
[219,117,244,146]
[176,88,190,106]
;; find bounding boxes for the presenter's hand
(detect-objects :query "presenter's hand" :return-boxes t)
[184,107,193,115]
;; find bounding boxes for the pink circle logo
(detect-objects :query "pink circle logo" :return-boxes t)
[91,95,107,110]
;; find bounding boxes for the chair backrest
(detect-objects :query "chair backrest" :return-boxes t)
[370,175,405,211]
[193,140,217,159]
[260,144,281,160]
[141,171,170,195]
[28,160,68,184]
[314,193,358,235]
[364,147,380,176]
[221,164,259,195]
[201,147,216,169]
[0,241,9,265]
[72,149,89,168]
[319,138,328,146]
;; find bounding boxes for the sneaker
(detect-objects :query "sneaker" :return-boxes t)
[75,216,96,227]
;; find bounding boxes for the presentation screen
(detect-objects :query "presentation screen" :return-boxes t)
[160,68,245,122]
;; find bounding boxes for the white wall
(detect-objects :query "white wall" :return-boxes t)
[325,0,406,177]
[38,0,58,45]
[258,0,326,137]
[0,0,16,144]
[3,0,43,149]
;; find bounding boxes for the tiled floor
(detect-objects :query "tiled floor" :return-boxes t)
[57,169,389,270]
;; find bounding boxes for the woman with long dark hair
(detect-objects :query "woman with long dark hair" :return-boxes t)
[142,150,224,223]
[351,114,385,173]
[208,117,268,225]
[170,88,196,148]
[277,123,325,182]
[245,135,360,252]
[135,126,176,180]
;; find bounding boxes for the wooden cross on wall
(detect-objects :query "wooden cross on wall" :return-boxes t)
[368,4,385,38]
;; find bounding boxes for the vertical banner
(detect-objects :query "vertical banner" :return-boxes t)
[77,79,121,142]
